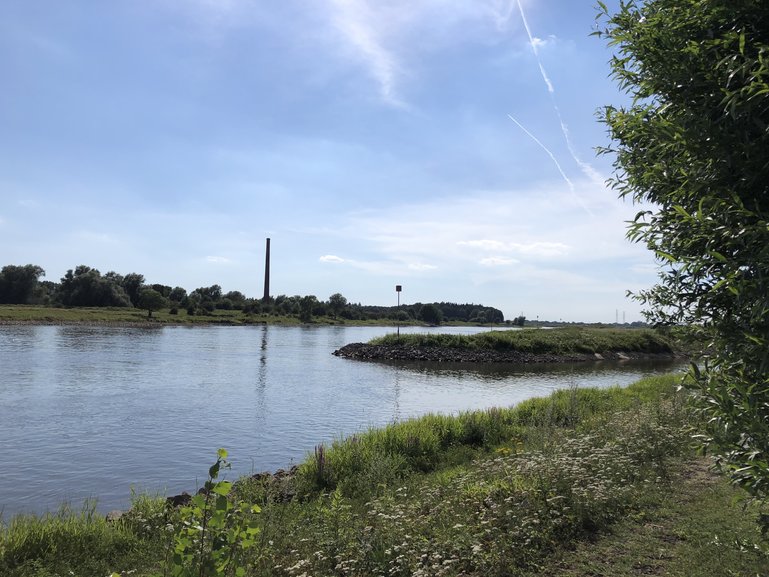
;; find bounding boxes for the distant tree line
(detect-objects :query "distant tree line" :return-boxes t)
[0,263,507,323]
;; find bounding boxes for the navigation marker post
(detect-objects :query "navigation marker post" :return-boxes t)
[396,285,402,338]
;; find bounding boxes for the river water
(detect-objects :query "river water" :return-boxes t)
[0,324,682,517]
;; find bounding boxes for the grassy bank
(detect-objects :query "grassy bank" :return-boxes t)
[0,305,399,326]
[2,374,767,577]
[370,327,675,355]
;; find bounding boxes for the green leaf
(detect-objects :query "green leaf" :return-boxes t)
[191,494,206,509]
[217,448,228,459]
[212,481,232,496]
[707,250,728,263]
[654,250,676,262]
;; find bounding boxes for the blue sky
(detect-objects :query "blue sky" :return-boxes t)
[0,0,656,322]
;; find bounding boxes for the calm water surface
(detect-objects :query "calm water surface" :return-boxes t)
[0,324,683,516]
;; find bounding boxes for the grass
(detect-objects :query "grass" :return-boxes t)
[2,373,768,576]
[0,304,346,326]
[370,326,675,355]
[520,459,769,577]
[0,304,442,326]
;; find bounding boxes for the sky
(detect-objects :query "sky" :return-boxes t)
[0,0,657,323]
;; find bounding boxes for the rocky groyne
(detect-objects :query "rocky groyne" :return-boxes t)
[333,342,681,364]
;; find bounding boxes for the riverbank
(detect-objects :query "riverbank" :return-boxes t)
[0,304,469,327]
[335,327,682,363]
[3,374,766,577]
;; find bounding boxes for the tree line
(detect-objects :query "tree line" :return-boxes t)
[0,263,508,324]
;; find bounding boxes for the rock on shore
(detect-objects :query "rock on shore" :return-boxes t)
[333,343,679,364]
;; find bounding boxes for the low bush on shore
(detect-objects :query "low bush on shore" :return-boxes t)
[5,373,768,577]
[369,327,675,355]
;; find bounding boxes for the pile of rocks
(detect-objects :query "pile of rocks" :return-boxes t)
[333,343,678,364]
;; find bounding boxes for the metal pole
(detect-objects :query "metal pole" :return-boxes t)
[396,285,402,337]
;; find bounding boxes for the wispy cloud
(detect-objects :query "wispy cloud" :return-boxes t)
[458,240,508,251]
[206,255,231,264]
[74,231,118,244]
[408,262,438,271]
[458,239,570,257]
[327,178,639,276]
[320,254,346,263]
[322,0,528,107]
[479,257,518,266]
[327,0,406,107]
[531,34,556,49]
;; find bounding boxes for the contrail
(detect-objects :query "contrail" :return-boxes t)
[507,114,573,191]
[515,0,553,93]
[515,0,604,187]
[507,114,595,217]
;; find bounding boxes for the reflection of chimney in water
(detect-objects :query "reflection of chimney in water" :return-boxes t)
[263,238,270,301]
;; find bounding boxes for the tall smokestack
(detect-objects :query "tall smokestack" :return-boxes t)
[263,238,271,301]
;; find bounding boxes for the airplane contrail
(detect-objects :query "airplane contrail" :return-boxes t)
[515,0,553,93]
[515,0,604,187]
[507,114,595,217]
[507,114,573,190]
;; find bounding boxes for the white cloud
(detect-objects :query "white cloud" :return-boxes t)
[531,34,556,49]
[317,177,652,292]
[206,256,231,264]
[479,257,518,266]
[457,239,507,251]
[321,0,526,107]
[509,242,570,257]
[320,254,346,263]
[74,231,118,244]
[408,262,437,271]
[328,0,405,107]
[458,239,570,257]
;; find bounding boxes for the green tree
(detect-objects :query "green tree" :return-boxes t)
[419,303,443,325]
[328,292,348,318]
[57,266,131,307]
[137,287,167,318]
[597,0,769,509]
[0,264,45,304]
[121,273,145,307]
[299,295,318,323]
[169,286,188,304]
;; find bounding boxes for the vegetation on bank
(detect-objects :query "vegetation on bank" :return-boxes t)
[0,264,505,324]
[597,0,769,525]
[369,327,675,356]
[0,304,502,327]
[3,374,767,576]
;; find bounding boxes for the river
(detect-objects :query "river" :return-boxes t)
[0,324,683,517]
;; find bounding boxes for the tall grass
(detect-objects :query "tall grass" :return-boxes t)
[370,327,675,355]
[296,374,683,497]
[0,501,157,577]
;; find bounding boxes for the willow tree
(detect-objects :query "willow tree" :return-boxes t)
[596,0,769,506]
